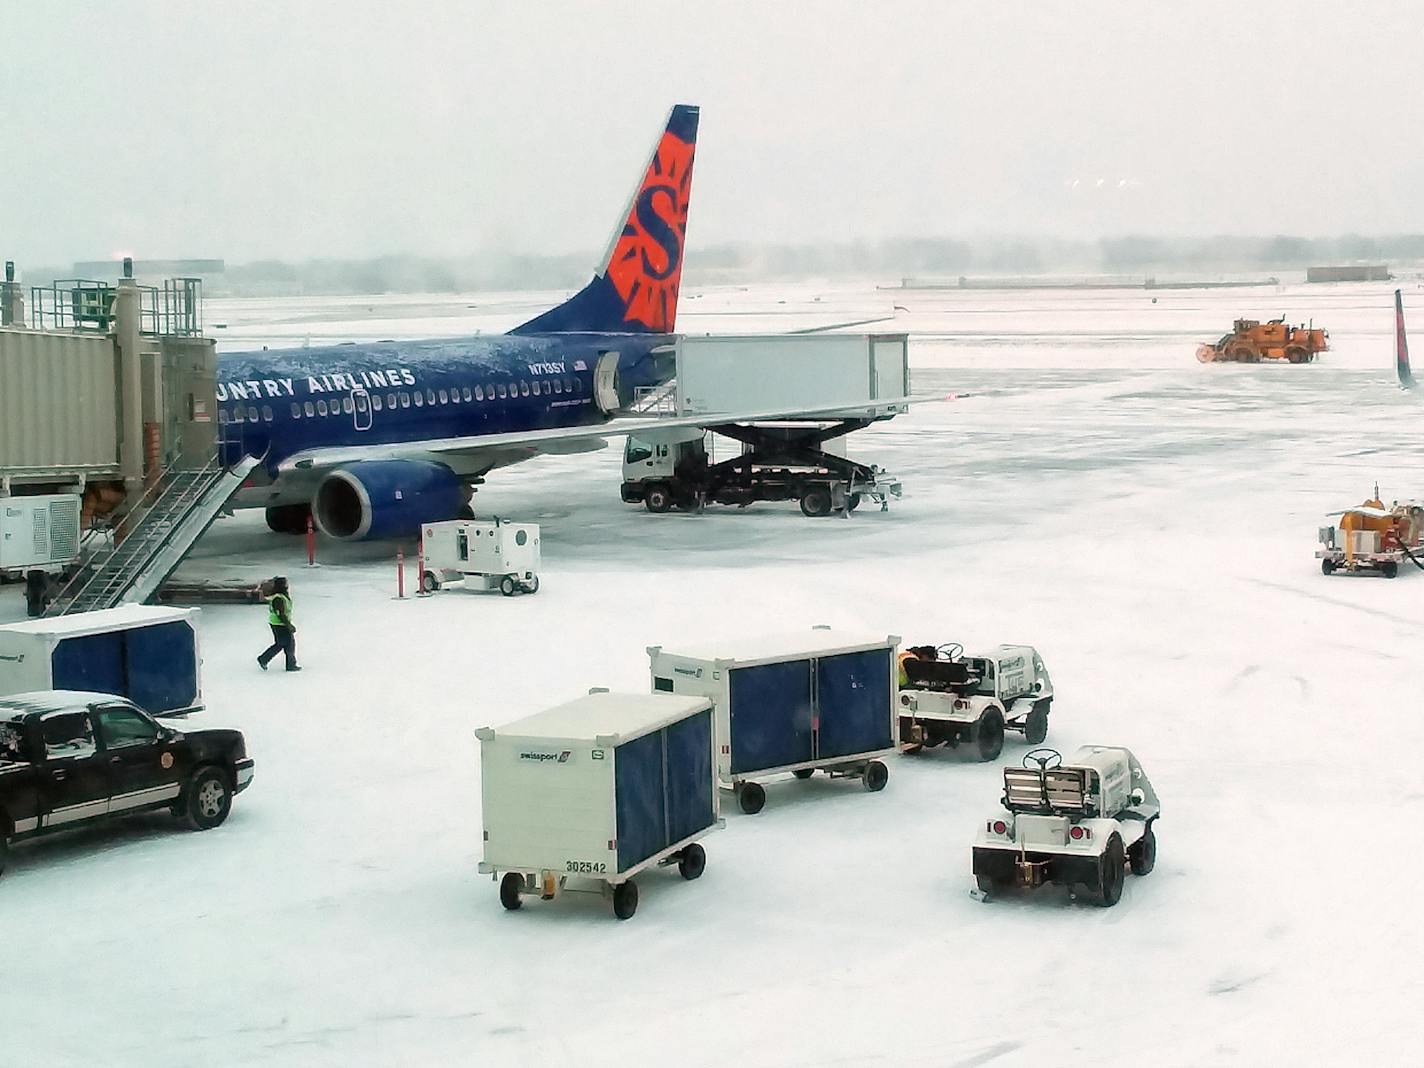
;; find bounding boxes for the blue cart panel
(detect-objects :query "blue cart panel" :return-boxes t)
[665,709,715,844]
[816,648,894,759]
[125,622,198,715]
[728,660,813,775]
[51,633,124,695]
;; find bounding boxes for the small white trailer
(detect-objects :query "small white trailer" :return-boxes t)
[476,690,722,920]
[420,518,540,596]
[647,627,899,814]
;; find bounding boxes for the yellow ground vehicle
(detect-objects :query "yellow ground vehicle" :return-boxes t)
[1196,318,1329,363]
[1317,487,1424,578]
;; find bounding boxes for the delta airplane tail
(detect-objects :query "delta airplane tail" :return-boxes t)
[1397,289,1415,390]
[512,104,699,336]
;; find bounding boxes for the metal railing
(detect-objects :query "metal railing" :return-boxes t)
[26,277,204,337]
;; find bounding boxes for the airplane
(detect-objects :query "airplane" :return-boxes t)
[1397,288,1415,389]
[217,104,915,542]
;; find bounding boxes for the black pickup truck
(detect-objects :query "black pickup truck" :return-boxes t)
[0,690,254,878]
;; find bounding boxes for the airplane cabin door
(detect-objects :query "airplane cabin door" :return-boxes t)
[352,389,373,431]
[594,351,621,413]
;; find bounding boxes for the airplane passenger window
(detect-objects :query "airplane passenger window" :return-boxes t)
[439,389,448,404]
[218,410,228,424]
[563,378,573,393]
[247,407,259,422]
[387,394,396,408]
[497,384,507,399]
[291,403,301,418]
[553,380,562,394]
[532,381,543,396]
[427,389,436,405]
[519,381,530,397]
[262,406,273,422]
[413,392,424,407]
[450,390,460,404]
[343,397,354,414]
[462,387,472,402]
[400,393,410,408]
[474,386,483,401]
[305,402,315,417]
[317,400,328,416]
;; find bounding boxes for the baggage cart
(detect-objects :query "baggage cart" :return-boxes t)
[647,627,899,814]
[476,689,721,920]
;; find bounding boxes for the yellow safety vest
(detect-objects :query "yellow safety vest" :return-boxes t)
[268,593,293,627]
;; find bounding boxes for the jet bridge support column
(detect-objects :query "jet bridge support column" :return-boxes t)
[114,260,145,494]
[1,261,23,326]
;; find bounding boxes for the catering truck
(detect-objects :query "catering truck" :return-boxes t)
[620,333,910,518]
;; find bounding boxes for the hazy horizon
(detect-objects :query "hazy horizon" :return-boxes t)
[4,1,1422,268]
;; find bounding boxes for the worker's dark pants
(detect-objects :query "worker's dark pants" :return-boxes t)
[259,625,298,670]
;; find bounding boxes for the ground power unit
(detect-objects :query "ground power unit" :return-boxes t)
[476,690,722,920]
[647,627,900,813]
[421,518,540,596]
[0,605,203,715]
[0,494,82,571]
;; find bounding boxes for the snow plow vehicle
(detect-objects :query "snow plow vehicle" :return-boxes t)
[972,746,1158,907]
[1196,317,1328,363]
[1317,486,1424,578]
[897,644,1052,761]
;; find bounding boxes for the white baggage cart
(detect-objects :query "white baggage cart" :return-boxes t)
[476,690,722,920]
[420,518,540,596]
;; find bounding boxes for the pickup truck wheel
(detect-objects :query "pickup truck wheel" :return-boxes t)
[612,879,639,920]
[1129,825,1156,876]
[180,767,233,831]
[677,843,706,880]
[499,872,524,911]
[1096,835,1126,906]
[1024,702,1049,745]
[975,708,1005,762]
[737,781,766,815]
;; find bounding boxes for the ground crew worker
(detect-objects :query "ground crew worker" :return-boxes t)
[258,575,300,672]
[897,644,939,687]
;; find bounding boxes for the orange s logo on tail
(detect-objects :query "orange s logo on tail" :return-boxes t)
[606,128,696,332]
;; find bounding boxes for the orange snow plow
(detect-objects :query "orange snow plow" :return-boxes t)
[1196,318,1329,363]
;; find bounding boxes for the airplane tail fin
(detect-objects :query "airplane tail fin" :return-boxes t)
[511,104,699,335]
[1398,289,1415,390]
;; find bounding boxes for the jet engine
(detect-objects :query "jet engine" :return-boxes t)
[312,460,465,541]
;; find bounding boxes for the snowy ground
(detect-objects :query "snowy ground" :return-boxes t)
[5,279,1424,1066]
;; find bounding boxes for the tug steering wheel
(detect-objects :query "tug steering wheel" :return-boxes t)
[1023,748,1062,770]
[935,643,964,661]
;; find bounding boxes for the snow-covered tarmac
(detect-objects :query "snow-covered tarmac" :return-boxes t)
[5,280,1423,1066]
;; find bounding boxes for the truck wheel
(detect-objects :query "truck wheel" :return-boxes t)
[420,571,441,593]
[737,781,766,815]
[523,575,540,595]
[1226,343,1257,363]
[612,879,639,920]
[499,575,518,596]
[1285,346,1309,364]
[180,767,233,831]
[862,760,889,792]
[1129,825,1156,876]
[1025,702,1049,746]
[1383,561,1399,579]
[499,872,524,911]
[976,873,1008,897]
[975,708,1005,762]
[846,493,862,512]
[1096,835,1126,907]
[645,484,673,514]
[800,487,832,517]
[792,768,815,780]
[677,843,706,880]
[1321,558,1336,575]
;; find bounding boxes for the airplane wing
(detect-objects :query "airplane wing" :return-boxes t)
[275,394,941,476]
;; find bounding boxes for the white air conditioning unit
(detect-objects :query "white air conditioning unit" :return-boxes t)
[0,494,82,570]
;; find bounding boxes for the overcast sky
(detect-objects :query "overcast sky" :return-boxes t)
[3,0,1422,267]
